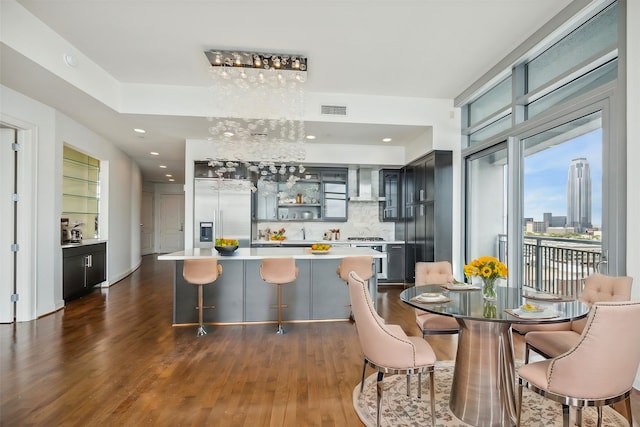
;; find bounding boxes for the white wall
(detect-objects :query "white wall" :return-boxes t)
[0,84,142,319]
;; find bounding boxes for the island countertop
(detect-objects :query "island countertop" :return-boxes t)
[158,246,383,326]
[158,246,386,261]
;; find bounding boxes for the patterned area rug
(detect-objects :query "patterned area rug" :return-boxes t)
[353,361,629,427]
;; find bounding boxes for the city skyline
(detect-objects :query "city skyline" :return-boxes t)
[524,128,602,228]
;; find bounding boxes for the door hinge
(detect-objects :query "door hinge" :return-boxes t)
[11,143,20,151]
[10,243,19,252]
[11,193,19,202]
[11,294,19,302]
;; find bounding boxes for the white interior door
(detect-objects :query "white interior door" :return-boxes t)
[140,190,154,255]
[158,194,184,253]
[0,128,16,322]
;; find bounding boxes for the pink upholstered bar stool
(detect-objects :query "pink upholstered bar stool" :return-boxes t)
[337,256,374,282]
[182,259,223,337]
[260,258,298,334]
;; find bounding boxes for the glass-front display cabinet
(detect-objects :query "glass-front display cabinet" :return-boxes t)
[255,167,347,221]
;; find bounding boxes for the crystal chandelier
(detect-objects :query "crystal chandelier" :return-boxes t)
[204,50,308,186]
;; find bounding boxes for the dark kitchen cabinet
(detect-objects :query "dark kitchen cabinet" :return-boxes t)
[379,169,402,222]
[384,243,405,283]
[404,151,452,282]
[63,242,106,302]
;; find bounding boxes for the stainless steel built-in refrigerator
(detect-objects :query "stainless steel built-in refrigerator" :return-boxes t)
[194,178,252,248]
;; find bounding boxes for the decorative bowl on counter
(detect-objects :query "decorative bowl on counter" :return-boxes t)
[215,245,238,254]
[309,243,331,254]
[215,238,238,254]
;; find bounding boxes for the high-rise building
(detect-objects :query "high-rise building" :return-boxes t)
[567,158,592,232]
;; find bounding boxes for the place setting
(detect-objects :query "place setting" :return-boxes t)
[522,291,575,302]
[439,278,481,291]
[504,302,560,319]
[410,292,452,304]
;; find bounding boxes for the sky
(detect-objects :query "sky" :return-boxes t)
[524,129,602,227]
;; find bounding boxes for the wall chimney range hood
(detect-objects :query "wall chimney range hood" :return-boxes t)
[349,168,385,202]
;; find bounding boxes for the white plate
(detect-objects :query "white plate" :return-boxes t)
[525,292,562,301]
[415,293,447,302]
[520,304,544,313]
[511,308,559,319]
[447,283,480,290]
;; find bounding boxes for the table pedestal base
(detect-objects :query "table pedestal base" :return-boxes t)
[449,319,517,427]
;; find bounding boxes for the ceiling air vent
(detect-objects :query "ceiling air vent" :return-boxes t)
[321,105,347,116]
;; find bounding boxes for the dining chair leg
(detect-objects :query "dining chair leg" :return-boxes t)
[596,406,602,427]
[406,373,411,397]
[623,397,633,426]
[376,371,385,427]
[429,370,435,427]
[360,358,368,394]
[562,404,570,427]
[576,407,582,426]
[417,371,422,399]
[524,343,530,363]
[516,383,524,427]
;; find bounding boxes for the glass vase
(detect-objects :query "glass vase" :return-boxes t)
[482,277,497,301]
[483,300,497,318]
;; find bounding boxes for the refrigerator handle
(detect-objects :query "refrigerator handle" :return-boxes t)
[179,222,183,231]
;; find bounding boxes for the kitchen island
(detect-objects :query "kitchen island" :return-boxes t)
[158,247,385,326]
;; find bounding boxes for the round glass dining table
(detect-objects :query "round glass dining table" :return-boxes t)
[401,284,589,427]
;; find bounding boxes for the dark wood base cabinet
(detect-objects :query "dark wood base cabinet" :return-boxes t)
[63,242,106,302]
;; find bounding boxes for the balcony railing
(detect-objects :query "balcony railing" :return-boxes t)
[498,234,602,298]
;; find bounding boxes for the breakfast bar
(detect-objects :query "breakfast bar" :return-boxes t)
[158,247,385,326]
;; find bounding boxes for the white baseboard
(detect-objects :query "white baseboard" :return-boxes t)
[103,258,142,287]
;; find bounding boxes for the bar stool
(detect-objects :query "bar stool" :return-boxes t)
[260,258,298,334]
[337,256,374,321]
[182,259,223,337]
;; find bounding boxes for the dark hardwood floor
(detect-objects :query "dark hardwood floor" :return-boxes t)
[1,255,638,426]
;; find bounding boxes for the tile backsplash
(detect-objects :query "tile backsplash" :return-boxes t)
[256,200,396,241]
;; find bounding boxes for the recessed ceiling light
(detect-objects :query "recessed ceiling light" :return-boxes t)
[306,135,316,140]
[169,178,175,182]
[159,165,167,169]
[382,137,392,142]
[165,174,172,177]
[134,128,146,134]
[223,131,234,137]
[150,151,159,156]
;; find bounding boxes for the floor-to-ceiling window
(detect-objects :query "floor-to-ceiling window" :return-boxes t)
[465,143,508,264]
[521,112,603,295]
[458,0,624,287]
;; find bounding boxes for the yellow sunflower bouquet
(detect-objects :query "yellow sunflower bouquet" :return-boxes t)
[464,256,508,300]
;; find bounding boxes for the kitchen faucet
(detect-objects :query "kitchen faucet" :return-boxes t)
[301,227,306,240]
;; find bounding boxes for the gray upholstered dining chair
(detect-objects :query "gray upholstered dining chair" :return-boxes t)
[523,273,632,362]
[348,271,437,427]
[414,261,460,337]
[516,300,640,427]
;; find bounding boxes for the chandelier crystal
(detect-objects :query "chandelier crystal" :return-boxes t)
[204,49,308,185]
